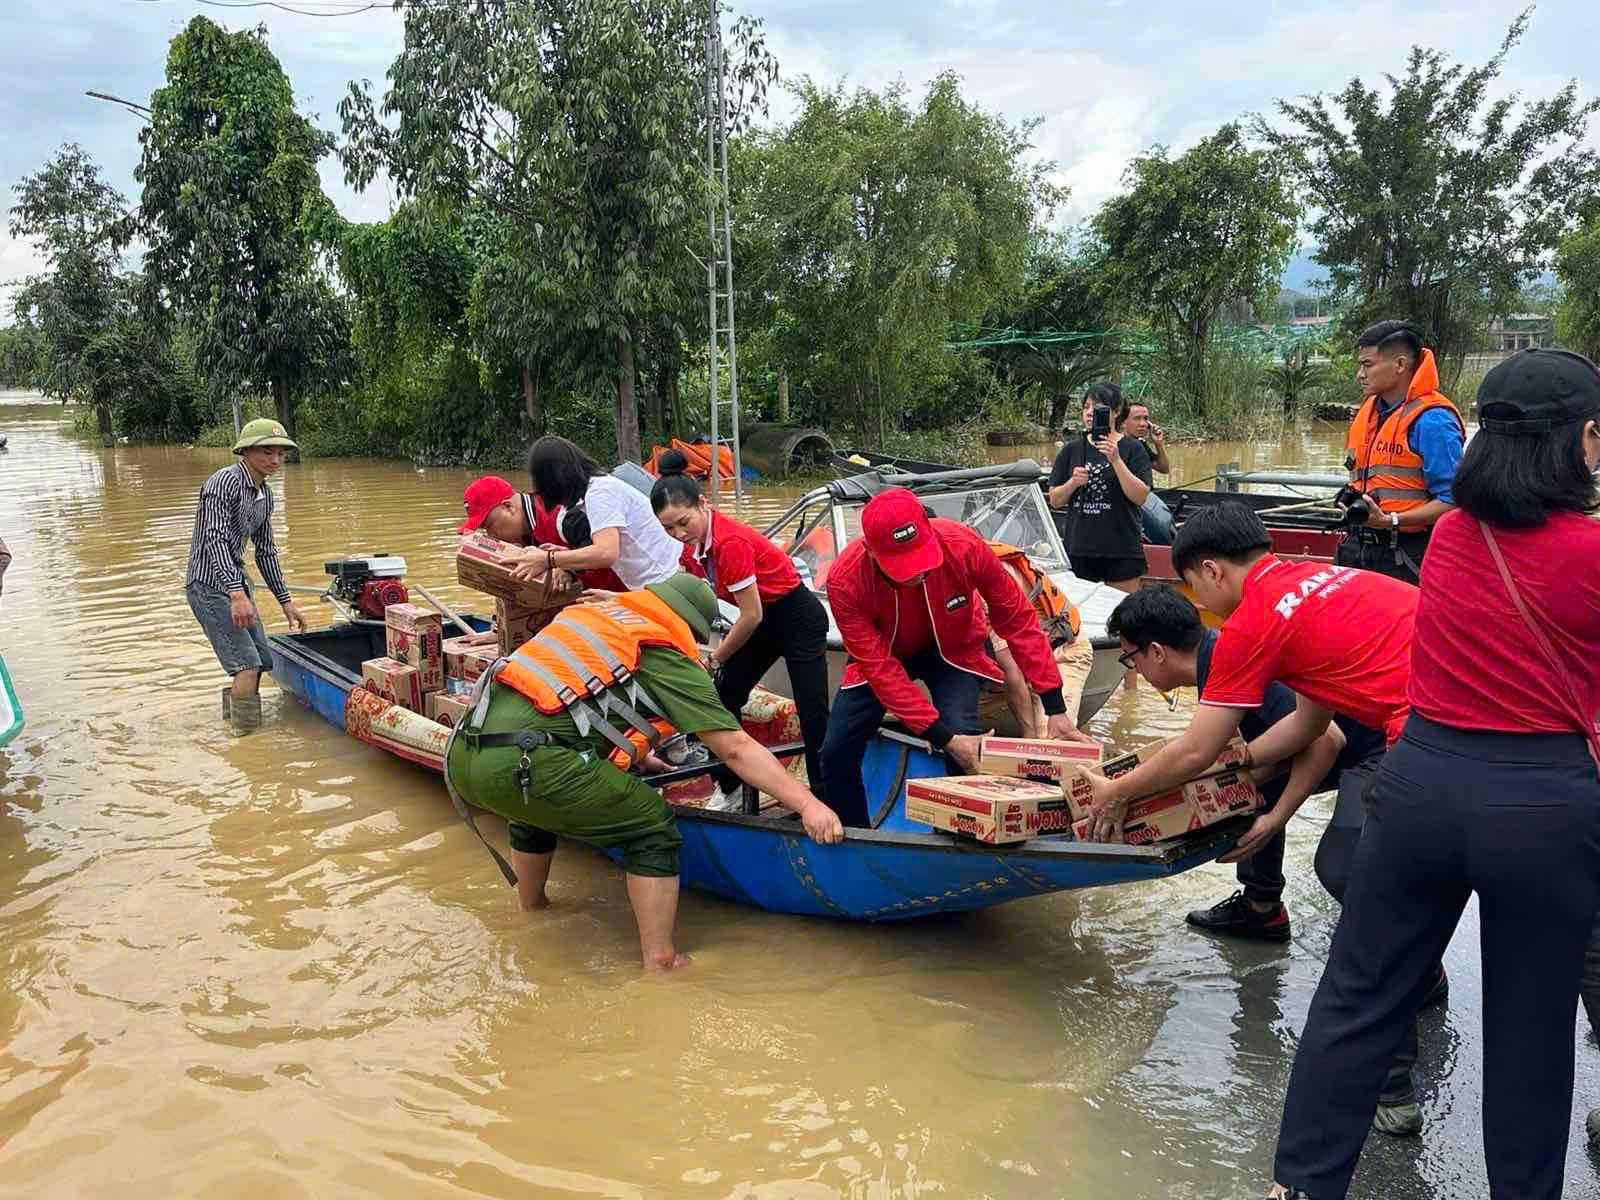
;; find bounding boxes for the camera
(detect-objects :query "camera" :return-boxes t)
[1090,405,1112,438]
[1334,485,1373,527]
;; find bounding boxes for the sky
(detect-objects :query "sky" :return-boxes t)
[2,0,1598,308]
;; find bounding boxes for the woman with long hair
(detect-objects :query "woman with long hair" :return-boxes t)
[1269,349,1600,1200]
[651,450,832,806]
[510,435,682,590]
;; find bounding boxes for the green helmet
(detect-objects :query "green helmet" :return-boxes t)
[233,418,298,453]
[645,572,720,641]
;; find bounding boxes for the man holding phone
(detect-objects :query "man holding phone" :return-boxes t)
[1048,383,1153,591]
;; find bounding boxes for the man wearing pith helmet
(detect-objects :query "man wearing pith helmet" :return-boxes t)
[184,418,309,732]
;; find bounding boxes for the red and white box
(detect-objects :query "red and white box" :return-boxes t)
[384,603,444,693]
[905,775,1074,844]
[425,690,473,728]
[978,735,1103,787]
[457,531,582,609]
[1064,735,1250,820]
[361,656,424,713]
[494,597,560,656]
[443,631,498,680]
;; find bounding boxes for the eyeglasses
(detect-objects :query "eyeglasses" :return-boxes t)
[1117,645,1145,671]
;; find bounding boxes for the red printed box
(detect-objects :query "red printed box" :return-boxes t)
[905,775,1074,844]
[443,632,498,680]
[385,603,444,693]
[1074,766,1261,845]
[495,597,560,656]
[978,735,1103,787]
[425,690,472,729]
[457,531,582,608]
[1064,735,1250,820]
[361,657,423,713]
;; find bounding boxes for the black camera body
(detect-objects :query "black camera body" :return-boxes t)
[1335,485,1374,528]
[1090,405,1113,438]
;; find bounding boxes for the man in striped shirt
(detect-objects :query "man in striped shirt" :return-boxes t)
[185,419,308,729]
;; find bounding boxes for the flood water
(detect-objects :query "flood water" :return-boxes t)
[1,393,1596,1199]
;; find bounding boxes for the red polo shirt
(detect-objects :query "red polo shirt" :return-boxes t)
[1201,555,1417,744]
[694,510,801,605]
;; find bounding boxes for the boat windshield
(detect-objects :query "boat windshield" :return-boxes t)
[838,484,1066,572]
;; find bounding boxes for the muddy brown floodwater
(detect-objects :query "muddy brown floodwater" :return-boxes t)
[2,393,1597,1199]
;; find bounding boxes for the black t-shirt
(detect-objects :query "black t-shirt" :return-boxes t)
[1049,434,1153,558]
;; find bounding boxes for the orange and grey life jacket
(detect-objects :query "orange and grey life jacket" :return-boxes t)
[987,541,1081,645]
[1344,350,1464,515]
[472,588,700,770]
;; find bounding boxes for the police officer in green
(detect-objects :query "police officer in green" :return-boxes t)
[446,573,843,970]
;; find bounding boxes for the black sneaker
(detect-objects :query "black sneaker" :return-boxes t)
[1421,965,1448,1011]
[1185,890,1292,943]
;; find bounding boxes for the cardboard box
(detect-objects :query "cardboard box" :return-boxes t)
[443,632,498,679]
[1073,766,1261,846]
[457,532,582,608]
[905,775,1074,844]
[978,736,1103,787]
[425,690,473,728]
[458,647,498,684]
[361,657,424,712]
[1064,735,1250,820]
[494,597,560,655]
[385,603,444,693]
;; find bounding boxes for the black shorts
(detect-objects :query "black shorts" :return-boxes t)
[1067,554,1147,585]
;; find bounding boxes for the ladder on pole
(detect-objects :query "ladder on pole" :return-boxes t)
[704,0,743,505]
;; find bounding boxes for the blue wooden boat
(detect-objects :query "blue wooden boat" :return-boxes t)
[269,619,1243,920]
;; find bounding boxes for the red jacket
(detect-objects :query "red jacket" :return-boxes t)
[829,518,1065,741]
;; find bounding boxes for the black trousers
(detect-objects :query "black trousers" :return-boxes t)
[1334,527,1430,585]
[1275,716,1600,1199]
[708,586,831,801]
[821,650,982,828]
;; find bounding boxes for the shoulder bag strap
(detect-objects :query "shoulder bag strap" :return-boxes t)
[1479,521,1600,774]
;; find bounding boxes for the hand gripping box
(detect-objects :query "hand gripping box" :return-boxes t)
[361,656,423,713]
[905,775,1074,844]
[384,603,444,693]
[425,690,473,729]
[457,531,582,609]
[1064,734,1250,821]
[977,736,1103,787]
[1070,745,1260,845]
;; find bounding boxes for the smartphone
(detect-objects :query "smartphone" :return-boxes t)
[1091,405,1112,438]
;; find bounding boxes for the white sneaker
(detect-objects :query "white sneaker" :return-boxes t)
[704,785,744,812]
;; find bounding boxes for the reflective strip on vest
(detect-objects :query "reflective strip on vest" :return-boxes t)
[1348,393,1462,514]
[532,635,655,767]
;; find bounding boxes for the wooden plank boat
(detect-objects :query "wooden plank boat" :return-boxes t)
[268,620,1242,920]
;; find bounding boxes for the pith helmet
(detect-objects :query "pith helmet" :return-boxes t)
[233,418,298,453]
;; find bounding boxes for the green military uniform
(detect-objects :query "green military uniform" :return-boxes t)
[445,646,741,876]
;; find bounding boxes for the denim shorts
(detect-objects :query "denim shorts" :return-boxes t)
[187,581,274,676]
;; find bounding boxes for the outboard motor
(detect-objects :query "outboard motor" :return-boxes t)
[324,555,409,619]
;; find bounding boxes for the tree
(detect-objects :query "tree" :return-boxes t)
[137,16,348,440]
[1093,123,1299,418]
[737,73,1058,441]
[1255,10,1599,391]
[9,145,134,441]
[342,0,774,463]
[1555,213,1600,362]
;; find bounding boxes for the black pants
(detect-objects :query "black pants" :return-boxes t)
[1334,527,1430,585]
[821,649,981,828]
[708,586,831,799]
[1275,716,1600,1199]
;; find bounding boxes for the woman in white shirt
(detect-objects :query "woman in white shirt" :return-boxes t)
[509,436,683,590]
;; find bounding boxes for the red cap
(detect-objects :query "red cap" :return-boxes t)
[460,476,516,533]
[861,488,943,583]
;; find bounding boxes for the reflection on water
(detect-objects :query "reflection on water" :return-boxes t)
[1,394,1595,1198]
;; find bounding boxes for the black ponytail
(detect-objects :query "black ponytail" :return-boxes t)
[650,448,702,513]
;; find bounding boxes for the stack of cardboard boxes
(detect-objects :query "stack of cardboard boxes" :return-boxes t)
[361,602,445,714]
[903,733,1260,846]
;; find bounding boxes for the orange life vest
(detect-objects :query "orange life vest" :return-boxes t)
[488,588,700,768]
[646,439,735,485]
[987,541,1081,645]
[1344,350,1464,515]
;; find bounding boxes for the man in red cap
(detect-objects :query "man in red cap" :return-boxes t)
[820,487,1095,826]
[458,476,623,592]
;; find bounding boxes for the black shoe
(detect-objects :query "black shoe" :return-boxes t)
[1185,890,1291,943]
[1421,965,1448,1011]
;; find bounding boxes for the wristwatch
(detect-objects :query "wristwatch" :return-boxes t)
[1389,512,1400,530]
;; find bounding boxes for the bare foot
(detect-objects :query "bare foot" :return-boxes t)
[642,950,692,970]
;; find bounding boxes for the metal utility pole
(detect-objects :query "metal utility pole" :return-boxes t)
[703,0,743,505]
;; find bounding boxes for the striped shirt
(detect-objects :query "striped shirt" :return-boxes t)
[184,461,291,604]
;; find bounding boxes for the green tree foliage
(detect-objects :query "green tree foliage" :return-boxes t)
[0,325,43,388]
[1255,11,1599,390]
[342,0,773,463]
[137,16,350,440]
[1555,214,1600,361]
[1094,124,1299,419]
[736,74,1057,441]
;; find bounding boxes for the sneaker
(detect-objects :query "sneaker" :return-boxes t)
[1372,1099,1422,1137]
[703,784,744,813]
[1421,965,1448,1011]
[1185,890,1292,943]
[1266,1189,1312,1200]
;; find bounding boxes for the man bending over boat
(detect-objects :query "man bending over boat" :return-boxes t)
[821,488,1095,828]
[444,572,843,969]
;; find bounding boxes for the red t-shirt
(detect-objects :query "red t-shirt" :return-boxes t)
[694,510,801,605]
[889,583,937,659]
[1202,555,1417,744]
[1410,509,1600,735]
